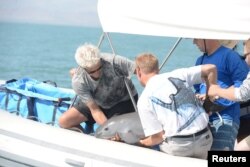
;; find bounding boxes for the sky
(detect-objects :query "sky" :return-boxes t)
[0,0,101,27]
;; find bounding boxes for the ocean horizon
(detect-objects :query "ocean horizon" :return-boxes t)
[0,22,213,94]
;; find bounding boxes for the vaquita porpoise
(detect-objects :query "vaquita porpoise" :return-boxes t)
[95,112,145,144]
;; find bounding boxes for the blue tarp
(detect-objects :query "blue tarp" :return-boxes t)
[0,78,75,126]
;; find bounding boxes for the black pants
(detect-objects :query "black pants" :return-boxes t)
[73,94,138,124]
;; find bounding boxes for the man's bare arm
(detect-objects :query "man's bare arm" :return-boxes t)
[86,100,107,125]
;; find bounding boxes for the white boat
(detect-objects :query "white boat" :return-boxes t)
[1,0,250,166]
[0,110,207,167]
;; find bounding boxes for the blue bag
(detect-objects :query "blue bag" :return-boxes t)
[0,77,75,126]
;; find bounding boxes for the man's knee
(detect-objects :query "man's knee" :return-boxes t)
[58,107,87,129]
[58,113,68,128]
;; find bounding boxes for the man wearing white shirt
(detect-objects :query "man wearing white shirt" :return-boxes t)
[136,53,217,159]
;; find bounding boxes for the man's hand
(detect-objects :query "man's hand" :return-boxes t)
[110,133,121,142]
[208,84,220,101]
[195,93,206,101]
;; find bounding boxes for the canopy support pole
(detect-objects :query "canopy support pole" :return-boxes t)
[97,32,138,112]
[97,33,105,48]
[159,38,182,71]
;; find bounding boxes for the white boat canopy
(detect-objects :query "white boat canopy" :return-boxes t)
[98,0,250,40]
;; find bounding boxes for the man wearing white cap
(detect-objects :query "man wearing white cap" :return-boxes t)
[208,39,250,151]
[59,44,138,133]
[193,39,249,151]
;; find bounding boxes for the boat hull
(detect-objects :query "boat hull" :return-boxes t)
[0,110,207,167]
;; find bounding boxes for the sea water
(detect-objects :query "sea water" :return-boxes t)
[0,22,202,94]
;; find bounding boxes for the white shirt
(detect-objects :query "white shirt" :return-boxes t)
[137,65,209,138]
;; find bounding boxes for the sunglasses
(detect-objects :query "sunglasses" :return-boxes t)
[85,65,102,74]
